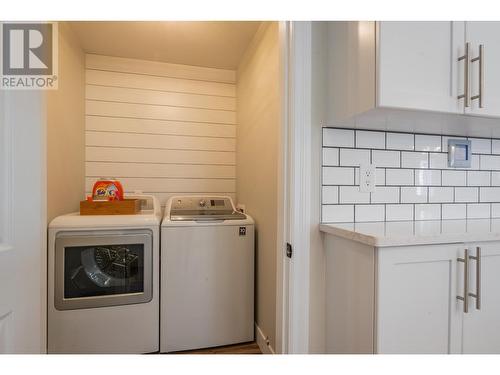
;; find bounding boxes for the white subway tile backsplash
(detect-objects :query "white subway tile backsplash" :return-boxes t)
[468,171,491,186]
[322,148,339,166]
[492,203,500,218]
[480,187,500,202]
[386,169,413,186]
[386,204,413,221]
[323,128,354,147]
[339,186,370,204]
[492,172,500,186]
[429,153,448,169]
[429,187,454,203]
[469,138,491,154]
[471,155,480,170]
[356,130,385,149]
[480,155,500,170]
[454,187,479,203]
[371,187,400,204]
[492,140,500,155]
[322,186,339,204]
[415,204,441,220]
[441,219,467,233]
[322,205,354,222]
[442,204,466,220]
[323,167,354,185]
[387,132,414,150]
[401,152,429,169]
[372,150,400,167]
[355,205,385,222]
[415,169,441,186]
[487,172,500,190]
[442,170,466,186]
[339,149,370,166]
[415,135,441,152]
[321,127,500,223]
[401,187,428,203]
[467,203,490,219]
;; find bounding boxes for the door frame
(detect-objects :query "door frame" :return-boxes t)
[276,21,313,354]
[0,84,15,354]
[275,20,290,355]
[0,87,47,353]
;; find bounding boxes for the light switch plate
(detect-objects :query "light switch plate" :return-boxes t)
[359,164,376,193]
[448,139,472,168]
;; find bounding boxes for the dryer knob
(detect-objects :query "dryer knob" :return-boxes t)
[199,199,207,207]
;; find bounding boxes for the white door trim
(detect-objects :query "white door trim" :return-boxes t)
[275,20,291,355]
[0,88,47,353]
[285,21,313,354]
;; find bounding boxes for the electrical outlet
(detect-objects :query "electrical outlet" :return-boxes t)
[359,164,376,193]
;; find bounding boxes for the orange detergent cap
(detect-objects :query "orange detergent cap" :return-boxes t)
[92,180,125,201]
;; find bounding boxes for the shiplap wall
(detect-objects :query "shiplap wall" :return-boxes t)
[85,54,237,206]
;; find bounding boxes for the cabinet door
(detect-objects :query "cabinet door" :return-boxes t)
[465,22,500,117]
[462,243,500,353]
[376,244,463,354]
[377,21,465,114]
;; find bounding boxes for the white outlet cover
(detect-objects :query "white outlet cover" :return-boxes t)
[359,164,376,193]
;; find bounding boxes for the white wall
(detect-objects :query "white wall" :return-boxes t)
[236,22,280,352]
[84,54,237,206]
[47,22,86,222]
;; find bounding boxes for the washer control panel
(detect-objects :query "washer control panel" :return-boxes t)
[171,196,233,212]
[169,196,246,221]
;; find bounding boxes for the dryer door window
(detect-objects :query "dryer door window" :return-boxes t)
[54,231,153,310]
[64,243,144,299]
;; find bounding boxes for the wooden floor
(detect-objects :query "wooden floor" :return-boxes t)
[174,341,261,354]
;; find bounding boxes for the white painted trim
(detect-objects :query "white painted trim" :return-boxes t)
[39,92,48,354]
[1,89,47,353]
[275,20,290,356]
[0,89,13,248]
[255,323,275,354]
[286,21,312,354]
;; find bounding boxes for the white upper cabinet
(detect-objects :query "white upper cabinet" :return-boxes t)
[327,21,500,125]
[377,22,465,114]
[465,22,500,118]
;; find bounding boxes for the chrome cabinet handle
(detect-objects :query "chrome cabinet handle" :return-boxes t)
[457,248,469,313]
[458,43,470,107]
[471,44,484,108]
[468,247,481,310]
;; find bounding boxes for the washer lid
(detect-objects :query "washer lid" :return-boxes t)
[170,196,246,221]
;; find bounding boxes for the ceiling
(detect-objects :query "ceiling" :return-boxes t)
[69,21,262,70]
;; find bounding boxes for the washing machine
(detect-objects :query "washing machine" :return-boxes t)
[47,195,161,354]
[161,195,254,353]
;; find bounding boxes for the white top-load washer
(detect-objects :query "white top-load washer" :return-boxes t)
[48,195,161,354]
[161,195,254,353]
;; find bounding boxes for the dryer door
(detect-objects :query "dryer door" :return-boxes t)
[54,230,153,310]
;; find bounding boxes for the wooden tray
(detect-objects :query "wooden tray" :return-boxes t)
[80,199,141,215]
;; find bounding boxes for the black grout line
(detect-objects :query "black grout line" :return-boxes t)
[322,145,500,158]
[323,126,500,143]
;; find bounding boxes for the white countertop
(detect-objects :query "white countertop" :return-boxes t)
[320,219,500,247]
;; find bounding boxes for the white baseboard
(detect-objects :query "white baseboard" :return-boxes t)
[255,323,275,354]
